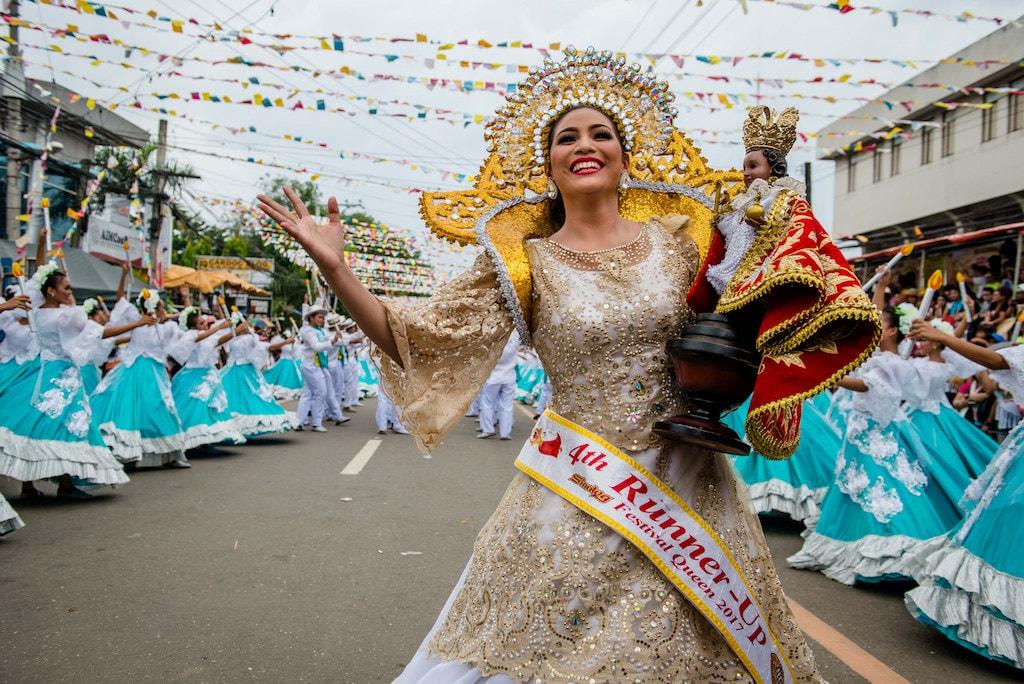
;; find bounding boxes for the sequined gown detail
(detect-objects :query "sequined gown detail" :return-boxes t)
[379,219,821,683]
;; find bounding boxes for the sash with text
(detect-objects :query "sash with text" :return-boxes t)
[515,409,793,684]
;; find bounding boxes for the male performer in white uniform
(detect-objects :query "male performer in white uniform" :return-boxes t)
[477,330,520,440]
[296,302,346,432]
[341,323,363,410]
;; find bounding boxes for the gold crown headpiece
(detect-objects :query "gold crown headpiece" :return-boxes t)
[484,46,678,180]
[742,105,799,156]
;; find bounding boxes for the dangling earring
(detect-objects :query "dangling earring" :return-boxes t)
[618,171,630,192]
[546,178,559,200]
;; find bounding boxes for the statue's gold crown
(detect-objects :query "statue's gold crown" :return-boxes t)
[484,46,678,182]
[742,105,799,156]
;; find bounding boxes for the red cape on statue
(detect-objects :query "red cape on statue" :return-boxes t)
[687,192,879,459]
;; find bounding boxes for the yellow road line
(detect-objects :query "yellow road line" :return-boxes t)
[787,596,911,684]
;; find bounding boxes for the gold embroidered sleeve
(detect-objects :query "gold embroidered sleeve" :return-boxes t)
[373,252,516,451]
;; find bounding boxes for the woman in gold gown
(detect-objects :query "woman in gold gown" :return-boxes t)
[258,47,830,684]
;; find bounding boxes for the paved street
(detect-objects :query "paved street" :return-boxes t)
[1,399,1019,684]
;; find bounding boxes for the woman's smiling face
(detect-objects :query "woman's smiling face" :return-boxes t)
[548,107,625,199]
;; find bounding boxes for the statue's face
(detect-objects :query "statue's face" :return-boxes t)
[742,150,771,187]
[548,107,625,201]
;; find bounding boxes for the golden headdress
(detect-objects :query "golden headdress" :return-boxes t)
[742,105,799,156]
[419,47,744,343]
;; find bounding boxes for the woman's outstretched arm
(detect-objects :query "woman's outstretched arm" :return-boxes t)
[256,189,399,363]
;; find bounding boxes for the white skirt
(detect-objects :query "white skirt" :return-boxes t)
[0,492,25,536]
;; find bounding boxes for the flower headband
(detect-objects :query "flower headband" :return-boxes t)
[930,319,955,337]
[82,298,99,315]
[28,261,62,291]
[136,288,159,315]
[894,303,920,335]
[179,305,200,330]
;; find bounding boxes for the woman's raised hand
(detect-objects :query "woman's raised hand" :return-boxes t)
[257,189,346,274]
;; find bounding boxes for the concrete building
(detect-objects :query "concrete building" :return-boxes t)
[818,19,1024,286]
[0,64,147,241]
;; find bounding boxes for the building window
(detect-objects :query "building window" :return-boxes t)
[941,111,955,157]
[890,139,902,176]
[920,125,934,165]
[982,96,999,142]
[846,156,856,193]
[872,148,883,183]
[1011,82,1023,132]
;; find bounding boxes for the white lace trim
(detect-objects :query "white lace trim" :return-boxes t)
[906,543,1024,668]
[269,385,302,401]
[834,452,905,523]
[742,478,825,525]
[231,411,298,435]
[787,530,944,585]
[176,420,247,451]
[0,494,25,536]
[0,425,129,485]
[97,423,195,464]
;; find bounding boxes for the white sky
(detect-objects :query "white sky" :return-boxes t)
[11,0,1024,275]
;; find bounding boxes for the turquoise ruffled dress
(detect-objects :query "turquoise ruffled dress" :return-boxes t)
[358,350,379,397]
[263,336,303,401]
[727,391,841,525]
[221,333,297,437]
[514,351,547,405]
[902,354,997,482]
[0,304,127,486]
[906,344,1024,669]
[788,351,965,585]
[168,329,245,449]
[90,299,190,466]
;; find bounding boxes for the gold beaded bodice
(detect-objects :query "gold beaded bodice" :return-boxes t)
[527,218,696,453]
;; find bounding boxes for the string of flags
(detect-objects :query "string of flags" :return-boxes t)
[20,0,1021,67]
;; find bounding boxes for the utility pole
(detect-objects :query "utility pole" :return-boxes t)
[149,118,168,286]
[3,0,25,241]
[71,156,91,248]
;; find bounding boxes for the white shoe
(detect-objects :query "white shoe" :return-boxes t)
[294,425,304,432]
[167,458,191,469]
[499,436,512,441]
[335,416,350,425]
[312,426,328,433]
[391,426,410,435]
[476,432,495,439]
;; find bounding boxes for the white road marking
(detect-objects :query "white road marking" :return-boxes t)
[340,439,382,475]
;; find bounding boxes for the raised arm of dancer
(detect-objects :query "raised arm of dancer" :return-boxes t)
[268,338,294,353]
[196,319,232,343]
[116,261,130,301]
[35,228,47,266]
[256,190,398,363]
[836,376,868,393]
[908,319,1009,371]
[102,313,156,339]
[0,295,31,312]
[871,269,890,311]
